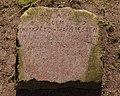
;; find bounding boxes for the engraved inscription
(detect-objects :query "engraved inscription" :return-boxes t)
[20,21,97,34]
[19,18,98,45]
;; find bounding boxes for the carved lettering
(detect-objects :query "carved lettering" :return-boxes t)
[23,20,96,34]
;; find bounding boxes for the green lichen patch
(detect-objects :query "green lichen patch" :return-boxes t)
[16,47,24,81]
[61,8,98,25]
[85,43,103,82]
[20,7,53,24]
[20,7,98,24]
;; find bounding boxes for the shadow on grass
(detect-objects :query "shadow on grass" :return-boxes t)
[16,79,102,96]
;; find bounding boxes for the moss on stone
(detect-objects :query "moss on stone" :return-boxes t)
[17,47,24,81]
[64,8,98,25]
[21,7,53,24]
[19,6,99,38]
[85,42,103,82]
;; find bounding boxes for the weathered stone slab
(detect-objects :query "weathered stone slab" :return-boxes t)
[18,7,103,84]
